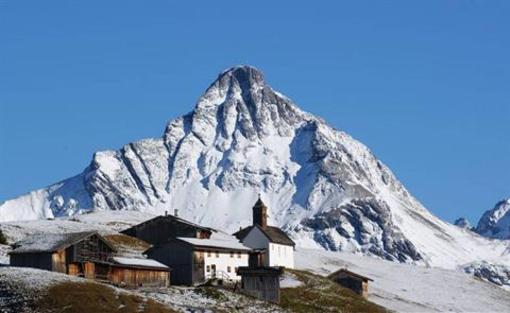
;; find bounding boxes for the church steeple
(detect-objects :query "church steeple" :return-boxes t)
[252,196,268,228]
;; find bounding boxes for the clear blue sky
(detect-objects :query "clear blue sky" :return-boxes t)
[1,1,508,224]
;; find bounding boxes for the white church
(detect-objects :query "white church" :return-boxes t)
[234,198,295,269]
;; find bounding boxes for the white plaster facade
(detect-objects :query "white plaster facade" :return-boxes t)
[239,227,295,268]
[268,242,294,268]
[203,250,249,280]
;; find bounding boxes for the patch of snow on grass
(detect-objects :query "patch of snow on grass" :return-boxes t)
[280,272,302,288]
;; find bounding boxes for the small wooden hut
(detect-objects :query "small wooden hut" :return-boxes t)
[328,268,373,298]
[236,266,284,304]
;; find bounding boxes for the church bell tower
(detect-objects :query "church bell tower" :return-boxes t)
[252,196,268,228]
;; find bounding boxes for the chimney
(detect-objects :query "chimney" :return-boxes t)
[165,210,168,216]
[252,196,267,228]
[174,209,178,217]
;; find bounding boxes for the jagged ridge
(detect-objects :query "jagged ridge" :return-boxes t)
[1,66,510,270]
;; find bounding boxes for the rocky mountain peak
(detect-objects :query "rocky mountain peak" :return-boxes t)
[2,66,510,272]
[454,217,472,229]
[219,65,265,86]
[476,199,510,239]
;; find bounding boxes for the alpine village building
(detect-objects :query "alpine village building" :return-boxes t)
[328,268,374,298]
[122,211,253,285]
[234,198,295,269]
[9,231,170,287]
[8,198,296,297]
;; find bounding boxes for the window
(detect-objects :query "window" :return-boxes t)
[230,251,234,258]
[227,266,231,273]
[207,251,211,257]
[216,251,219,258]
[237,252,241,259]
[206,265,210,272]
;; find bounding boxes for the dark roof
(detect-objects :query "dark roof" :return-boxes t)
[9,231,116,255]
[328,268,374,282]
[237,266,284,276]
[233,225,295,246]
[120,214,213,234]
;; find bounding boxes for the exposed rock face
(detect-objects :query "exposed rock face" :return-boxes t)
[475,199,510,239]
[463,261,510,287]
[1,66,510,270]
[301,199,422,262]
[454,217,472,230]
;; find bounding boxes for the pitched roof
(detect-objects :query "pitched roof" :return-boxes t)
[233,225,295,246]
[111,257,170,271]
[328,268,374,282]
[9,231,115,254]
[121,214,213,234]
[176,237,252,251]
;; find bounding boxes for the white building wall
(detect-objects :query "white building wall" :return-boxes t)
[240,227,295,268]
[203,250,249,281]
[268,242,294,268]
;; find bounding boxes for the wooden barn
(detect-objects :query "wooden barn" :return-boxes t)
[236,266,284,304]
[328,268,373,298]
[121,212,213,245]
[9,231,171,288]
[9,231,114,278]
[106,257,170,287]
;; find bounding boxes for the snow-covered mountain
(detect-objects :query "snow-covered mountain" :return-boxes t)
[1,65,509,270]
[454,217,472,229]
[476,199,510,239]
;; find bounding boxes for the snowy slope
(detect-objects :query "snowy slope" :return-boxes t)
[1,65,509,271]
[295,248,510,313]
[476,199,510,239]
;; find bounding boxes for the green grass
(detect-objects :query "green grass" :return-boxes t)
[280,269,388,313]
[36,281,177,313]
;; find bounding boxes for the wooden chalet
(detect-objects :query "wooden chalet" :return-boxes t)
[9,231,170,288]
[121,212,213,245]
[328,268,373,298]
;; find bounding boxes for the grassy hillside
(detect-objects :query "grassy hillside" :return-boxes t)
[280,269,388,313]
[1,266,387,313]
[37,281,176,313]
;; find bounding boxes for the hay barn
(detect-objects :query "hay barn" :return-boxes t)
[9,231,170,288]
[328,268,373,298]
